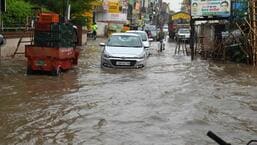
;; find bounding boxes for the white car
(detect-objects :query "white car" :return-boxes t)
[100,33,147,68]
[176,28,191,40]
[163,25,169,34]
[145,24,157,41]
[126,30,152,56]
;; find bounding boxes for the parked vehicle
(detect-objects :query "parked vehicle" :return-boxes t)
[126,30,153,56]
[87,30,96,40]
[25,12,79,76]
[163,24,169,34]
[145,25,157,41]
[175,28,191,40]
[100,33,147,68]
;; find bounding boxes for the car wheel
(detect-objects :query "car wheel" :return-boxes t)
[27,66,34,75]
[100,60,104,68]
[52,66,61,76]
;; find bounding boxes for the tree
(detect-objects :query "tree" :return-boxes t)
[25,0,96,26]
[2,0,33,28]
[69,0,94,26]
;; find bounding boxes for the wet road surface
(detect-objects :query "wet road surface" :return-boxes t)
[0,38,257,145]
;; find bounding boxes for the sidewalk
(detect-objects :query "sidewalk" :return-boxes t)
[0,38,30,59]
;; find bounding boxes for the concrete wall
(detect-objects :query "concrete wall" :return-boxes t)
[96,22,108,37]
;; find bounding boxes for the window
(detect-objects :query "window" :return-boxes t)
[107,35,142,47]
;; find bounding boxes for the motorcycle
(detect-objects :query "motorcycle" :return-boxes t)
[87,30,96,40]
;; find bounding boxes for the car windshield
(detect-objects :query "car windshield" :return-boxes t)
[107,35,142,47]
[127,32,148,41]
[163,26,168,29]
[179,29,190,34]
[146,25,156,31]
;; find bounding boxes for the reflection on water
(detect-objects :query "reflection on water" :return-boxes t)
[0,59,80,144]
[0,40,257,144]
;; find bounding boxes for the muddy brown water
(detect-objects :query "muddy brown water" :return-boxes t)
[0,38,257,145]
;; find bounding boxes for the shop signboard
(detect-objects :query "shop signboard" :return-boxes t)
[172,12,191,20]
[108,0,120,13]
[191,0,231,18]
[98,13,127,23]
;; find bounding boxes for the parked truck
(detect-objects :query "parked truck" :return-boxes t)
[25,12,79,76]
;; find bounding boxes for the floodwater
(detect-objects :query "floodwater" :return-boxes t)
[0,38,257,145]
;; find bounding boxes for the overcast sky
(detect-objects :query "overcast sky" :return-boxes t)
[163,0,183,12]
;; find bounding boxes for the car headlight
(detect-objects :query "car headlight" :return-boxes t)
[103,51,112,58]
[103,53,110,58]
[136,53,145,59]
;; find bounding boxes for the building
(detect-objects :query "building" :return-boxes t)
[93,0,129,36]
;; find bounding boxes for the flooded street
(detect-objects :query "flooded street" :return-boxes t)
[1,38,257,145]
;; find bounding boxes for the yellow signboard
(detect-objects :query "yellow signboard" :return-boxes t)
[108,1,120,13]
[172,12,191,20]
[84,12,93,17]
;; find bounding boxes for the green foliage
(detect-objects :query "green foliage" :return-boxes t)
[2,0,97,28]
[26,0,95,26]
[70,15,87,26]
[2,0,33,27]
[69,0,93,26]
